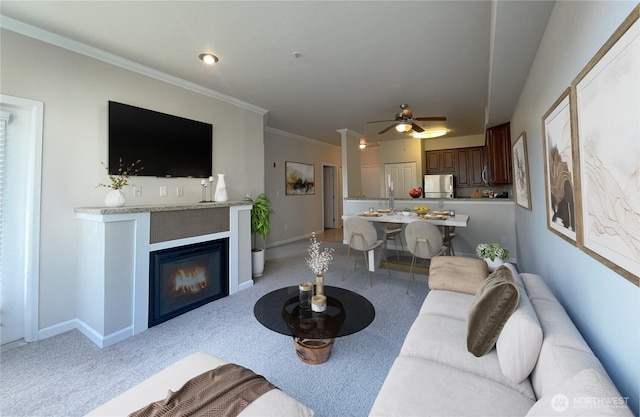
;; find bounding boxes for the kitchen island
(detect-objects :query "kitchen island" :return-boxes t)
[343,198,517,263]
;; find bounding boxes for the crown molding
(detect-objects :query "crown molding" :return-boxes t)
[265,126,339,148]
[0,16,268,116]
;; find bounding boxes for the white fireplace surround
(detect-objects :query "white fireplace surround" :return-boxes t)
[74,202,252,348]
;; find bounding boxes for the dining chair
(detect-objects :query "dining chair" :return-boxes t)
[404,221,448,294]
[342,217,390,286]
[383,223,403,260]
[442,226,457,256]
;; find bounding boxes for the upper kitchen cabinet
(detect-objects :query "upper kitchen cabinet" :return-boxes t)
[426,149,456,172]
[485,122,512,185]
[427,147,486,187]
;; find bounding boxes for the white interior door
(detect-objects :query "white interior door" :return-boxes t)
[0,95,43,345]
[384,162,417,198]
[361,165,381,198]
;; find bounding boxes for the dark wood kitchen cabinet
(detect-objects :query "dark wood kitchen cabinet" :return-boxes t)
[425,123,511,187]
[485,122,512,185]
[426,149,456,172]
[452,147,486,187]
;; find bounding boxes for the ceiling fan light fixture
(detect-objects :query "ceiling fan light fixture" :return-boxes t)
[395,122,412,133]
[413,128,449,139]
[199,53,219,65]
[359,138,367,149]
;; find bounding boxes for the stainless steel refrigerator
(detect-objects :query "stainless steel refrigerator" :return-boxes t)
[423,174,454,199]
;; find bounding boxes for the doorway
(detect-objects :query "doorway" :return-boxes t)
[0,95,43,346]
[322,165,339,229]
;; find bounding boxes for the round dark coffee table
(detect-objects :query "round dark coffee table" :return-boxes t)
[254,285,375,364]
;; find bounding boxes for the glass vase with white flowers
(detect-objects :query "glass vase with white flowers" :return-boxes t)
[306,232,334,296]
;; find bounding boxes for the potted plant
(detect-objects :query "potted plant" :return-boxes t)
[244,193,274,278]
[476,243,510,272]
[97,158,143,207]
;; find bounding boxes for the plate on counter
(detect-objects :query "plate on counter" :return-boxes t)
[421,214,449,220]
[360,212,382,217]
[431,210,451,215]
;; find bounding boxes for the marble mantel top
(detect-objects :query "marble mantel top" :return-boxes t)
[74,201,250,215]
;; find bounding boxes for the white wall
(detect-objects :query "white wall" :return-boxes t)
[1,30,265,334]
[510,2,639,414]
[263,128,342,246]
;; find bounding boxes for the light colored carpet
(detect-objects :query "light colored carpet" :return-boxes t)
[0,236,430,417]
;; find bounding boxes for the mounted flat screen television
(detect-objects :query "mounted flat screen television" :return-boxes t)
[108,101,213,178]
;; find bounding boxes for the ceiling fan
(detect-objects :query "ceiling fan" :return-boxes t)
[366,104,446,134]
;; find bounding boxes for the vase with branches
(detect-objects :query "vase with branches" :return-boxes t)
[97,158,143,207]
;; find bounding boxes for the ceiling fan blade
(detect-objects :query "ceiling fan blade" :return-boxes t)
[366,119,396,124]
[378,123,398,134]
[414,116,447,121]
[411,123,425,133]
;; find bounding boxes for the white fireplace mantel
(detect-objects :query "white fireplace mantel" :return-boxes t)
[74,202,252,348]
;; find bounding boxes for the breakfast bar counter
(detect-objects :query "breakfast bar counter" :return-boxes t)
[342,198,517,263]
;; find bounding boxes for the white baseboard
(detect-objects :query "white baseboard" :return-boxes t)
[76,320,133,348]
[38,319,77,340]
[238,279,253,291]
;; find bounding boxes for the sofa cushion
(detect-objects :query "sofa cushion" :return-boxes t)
[525,368,633,417]
[428,256,488,294]
[467,266,520,357]
[519,274,611,401]
[369,356,535,417]
[418,289,475,320]
[496,273,543,383]
[401,310,536,401]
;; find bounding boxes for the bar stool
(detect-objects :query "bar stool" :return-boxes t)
[443,226,456,256]
[383,223,403,260]
[404,221,447,294]
[342,217,391,286]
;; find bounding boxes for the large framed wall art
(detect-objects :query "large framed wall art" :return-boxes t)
[511,132,531,210]
[571,5,639,286]
[285,161,315,195]
[542,88,579,245]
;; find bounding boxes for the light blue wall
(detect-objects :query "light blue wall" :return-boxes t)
[510,2,639,415]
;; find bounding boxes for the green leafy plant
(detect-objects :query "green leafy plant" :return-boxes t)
[97,158,143,190]
[476,243,510,261]
[244,193,274,249]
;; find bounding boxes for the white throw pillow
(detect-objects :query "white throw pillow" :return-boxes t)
[496,273,543,383]
[526,368,633,416]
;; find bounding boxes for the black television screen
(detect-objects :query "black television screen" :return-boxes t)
[108,101,213,178]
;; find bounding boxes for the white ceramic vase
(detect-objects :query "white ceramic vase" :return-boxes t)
[105,189,126,207]
[213,174,228,202]
[484,257,504,272]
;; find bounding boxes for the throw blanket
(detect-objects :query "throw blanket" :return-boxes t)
[129,363,277,417]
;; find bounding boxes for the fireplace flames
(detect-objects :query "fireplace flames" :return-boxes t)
[172,266,208,294]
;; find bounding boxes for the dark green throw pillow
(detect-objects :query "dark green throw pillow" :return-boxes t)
[466,265,519,357]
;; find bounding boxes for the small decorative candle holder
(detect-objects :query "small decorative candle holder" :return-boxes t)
[200,180,208,203]
[298,281,313,309]
[311,295,327,312]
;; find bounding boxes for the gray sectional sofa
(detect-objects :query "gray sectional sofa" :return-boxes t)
[369,260,633,417]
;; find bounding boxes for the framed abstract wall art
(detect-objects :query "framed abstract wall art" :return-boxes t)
[511,132,531,210]
[285,161,315,195]
[542,88,579,245]
[571,5,639,286]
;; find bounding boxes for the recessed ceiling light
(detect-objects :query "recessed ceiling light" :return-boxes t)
[413,128,449,139]
[199,53,219,65]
